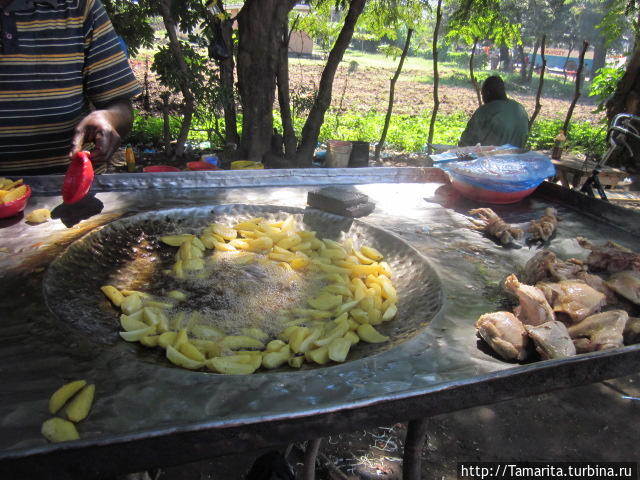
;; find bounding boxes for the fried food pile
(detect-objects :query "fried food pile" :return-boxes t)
[476,238,640,362]
[468,207,560,245]
[101,215,399,374]
[469,208,523,245]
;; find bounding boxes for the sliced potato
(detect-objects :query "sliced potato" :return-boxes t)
[160,234,194,246]
[328,337,351,363]
[41,417,79,443]
[166,345,204,370]
[25,208,51,224]
[360,246,383,261]
[357,323,389,343]
[100,285,124,307]
[206,356,256,374]
[49,380,86,414]
[65,384,95,423]
[119,326,154,342]
[219,335,264,350]
[3,185,26,203]
[179,342,206,362]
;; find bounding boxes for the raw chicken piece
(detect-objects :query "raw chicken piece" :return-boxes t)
[623,316,640,345]
[536,280,606,324]
[469,208,523,245]
[605,270,640,304]
[504,274,555,326]
[574,271,620,305]
[476,312,529,361]
[522,250,587,284]
[567,310,627,353]
[576,237,640,273]
[525,321,577,359]
[528,207,560,242]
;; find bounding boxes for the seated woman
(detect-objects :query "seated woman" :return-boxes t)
[459,75,529,148]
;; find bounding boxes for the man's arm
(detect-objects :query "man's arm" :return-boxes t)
[70,99,134,166]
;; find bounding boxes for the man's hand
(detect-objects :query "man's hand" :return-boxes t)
[69,100,134,167]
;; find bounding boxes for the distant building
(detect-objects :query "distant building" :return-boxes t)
[223,3,313,55]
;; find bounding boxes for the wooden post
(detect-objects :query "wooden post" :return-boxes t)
[562,40,589,134]
[426,0,443,155]
[374,29,414,162]
[529,35,547,129]
[470,37,482,107]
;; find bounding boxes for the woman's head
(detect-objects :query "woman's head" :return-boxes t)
[481,75,507,103]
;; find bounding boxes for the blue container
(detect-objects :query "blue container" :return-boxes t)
[201,155,220,167]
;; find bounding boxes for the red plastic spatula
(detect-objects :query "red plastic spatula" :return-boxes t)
[62,151,95,204]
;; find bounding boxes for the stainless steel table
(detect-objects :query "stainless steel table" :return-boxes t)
[1,167,639,479]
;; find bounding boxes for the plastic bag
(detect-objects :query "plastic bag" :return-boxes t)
[443,152,556,192]
[208,21,230,61]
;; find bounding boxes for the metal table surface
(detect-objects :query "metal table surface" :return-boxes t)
[1,167,639,479]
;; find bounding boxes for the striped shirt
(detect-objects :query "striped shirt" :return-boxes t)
[0,0,140,175]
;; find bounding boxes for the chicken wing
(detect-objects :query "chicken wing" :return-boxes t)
[522,250,587,284]
[567,310,627,353]
[476,311,529,361]
[504,274,555,326]
[536,280,606,324]
[604,270,640,304]
[525,321,576,359]
[577,237,640,273]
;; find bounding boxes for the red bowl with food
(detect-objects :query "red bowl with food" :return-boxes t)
[450,176,538,204]
[0,184,32,219]
[143,165,181,173]
[187,161,221,171]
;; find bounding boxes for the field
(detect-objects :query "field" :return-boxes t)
[127,49,606,159]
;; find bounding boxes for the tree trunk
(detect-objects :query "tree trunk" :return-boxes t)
[591,36,607,78]
[606,45,640,121]
[158,0,195,159]
[517,44,527,81]
[470,37,481,107]
[278,29,297,163]
[499,45,511,72]
[295,0,367,167]
[236,0,295,161]
[374,29,413,162]
[216,2,239,148]
[529,35,546,129]
[562,41,589,134]
[426,0,443,155]
[527,38,540,83]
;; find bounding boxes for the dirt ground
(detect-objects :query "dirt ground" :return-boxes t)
[127,55,598,132]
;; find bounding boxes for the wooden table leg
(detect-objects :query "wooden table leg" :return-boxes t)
[403,418,430,480]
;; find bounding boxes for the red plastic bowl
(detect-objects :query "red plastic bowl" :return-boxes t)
[143,165,181,173]
[0,184,32,219]
[187,161,221,171]
[450,177,537,204]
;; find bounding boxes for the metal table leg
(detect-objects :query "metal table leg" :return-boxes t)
[303,438,322,480]
[403,418,430,480]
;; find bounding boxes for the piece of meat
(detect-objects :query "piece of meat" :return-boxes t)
[469,208,523,245]
[567,310,627,353]
[624,316,640,345]
[522,250,587,284]
[536,280,606,324]
[525,321,577,359]
[577,236,640,273]
[574,271,620,304]
[504,274,555,326]
[528,207,560,242]
[476,311,529,361]
[605,270,640,304]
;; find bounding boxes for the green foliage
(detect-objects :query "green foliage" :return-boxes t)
[589,66,625,112]
[126,115,181,146]
[102,0,155,56]
[447,51,488,69]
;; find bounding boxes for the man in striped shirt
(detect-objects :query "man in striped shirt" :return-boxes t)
[0,0,141,175]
